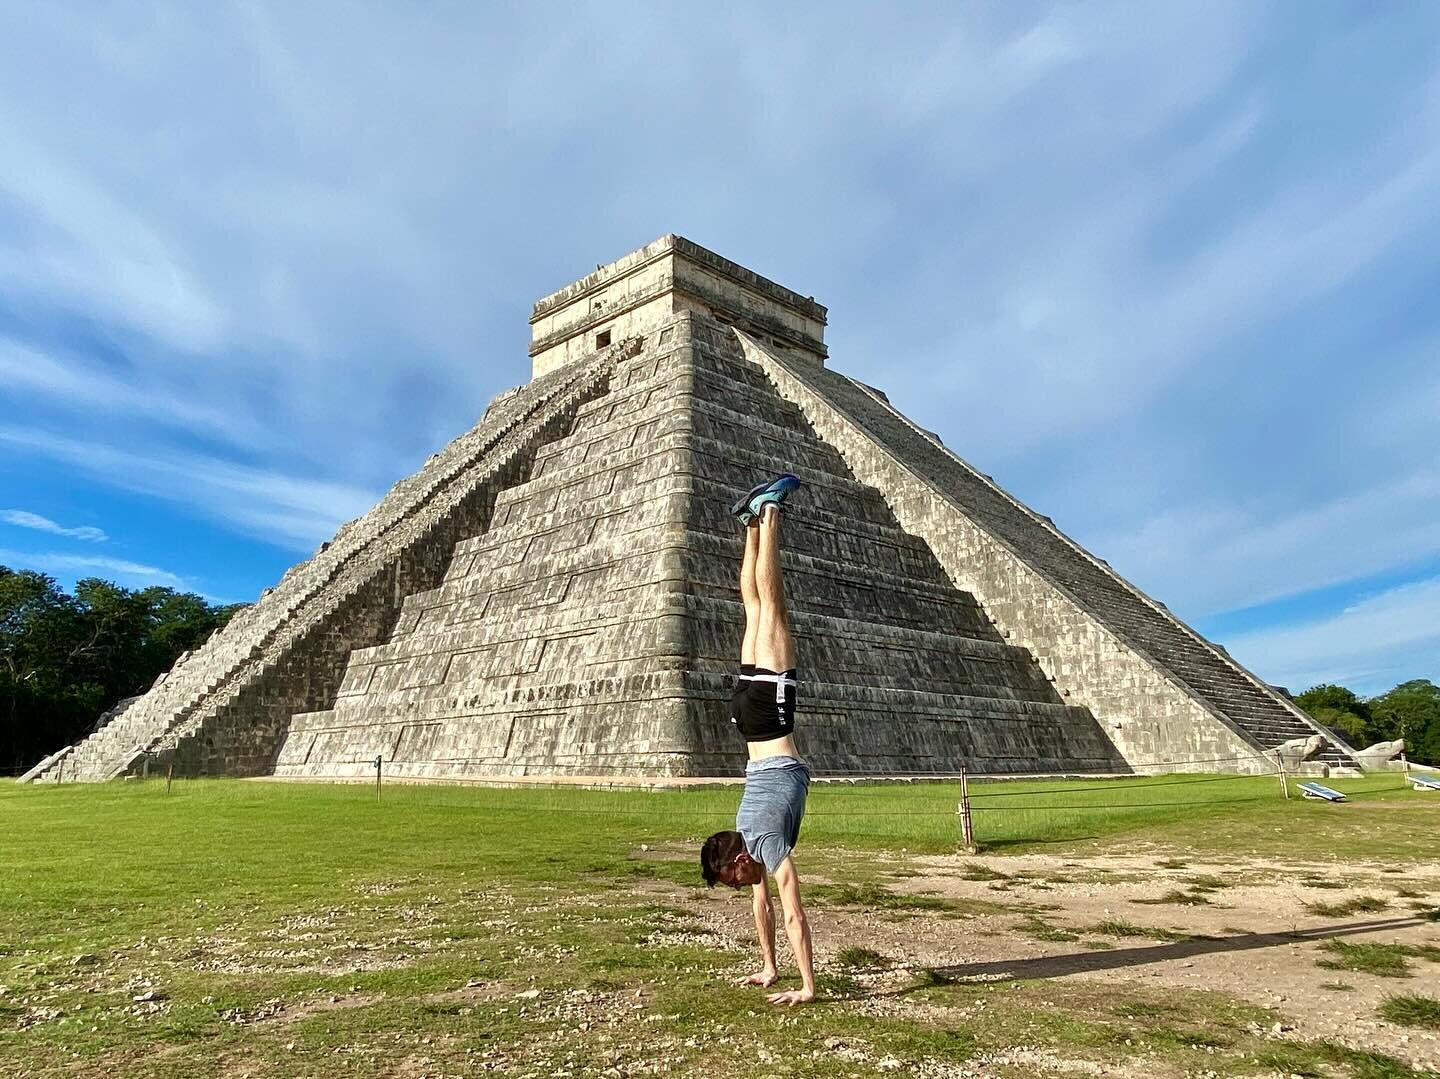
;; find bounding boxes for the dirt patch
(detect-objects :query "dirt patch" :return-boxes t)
[682,850,1440,1072]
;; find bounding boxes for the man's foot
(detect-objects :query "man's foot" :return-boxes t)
[730,479,771,527]
[731,474,800,526]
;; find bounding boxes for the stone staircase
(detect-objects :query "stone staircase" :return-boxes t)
[736,328,1356,772]
[273,313,1125,778]
[27,343,630,782]
[681,319,1125,774]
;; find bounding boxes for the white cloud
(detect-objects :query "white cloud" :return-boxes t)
[1225,576,1440,695]
[0,509,107,542]
[0,548,186,589]
[0,337,265,447]
[0,0,1433,696]
[0,427,376,551]
[1088,469,1440,616]
[0,108,229,354]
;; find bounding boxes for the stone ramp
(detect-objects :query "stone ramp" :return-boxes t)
[273,313,1126,779]
[28,345,627,782]
[734,328,1356,773]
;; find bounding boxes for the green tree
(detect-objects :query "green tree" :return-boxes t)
[0,568,100,770]
[1295,683,1371,745]
[1369,680,1440,765]
[0,566,244,772]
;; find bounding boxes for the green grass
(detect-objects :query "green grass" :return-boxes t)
[1304,895,1391,917]
[1314,940,1440,978]
[0,776,1437,1078]
[1132,889,1211,906]
[1182,873,1228,892]
[808,881,1002,916]
[833,947,888,970]
[1016,916,1080,942]
[957,862,1009,881]
[1254,1040,1432,1079]
[1378,994,1440,1029]
[1086,920,1190,942]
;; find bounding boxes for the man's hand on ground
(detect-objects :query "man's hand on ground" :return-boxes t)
[737,968,778,988]
[766,987,816,1006]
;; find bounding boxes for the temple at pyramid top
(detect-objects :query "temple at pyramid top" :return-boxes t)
[529,234,828,378]
[26,235,1361,785]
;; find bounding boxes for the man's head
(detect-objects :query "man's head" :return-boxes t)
[701,830,764,889]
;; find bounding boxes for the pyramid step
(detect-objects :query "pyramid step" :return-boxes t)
[457,474,944,581]
[494,422,889,530]
[407,515,997,640]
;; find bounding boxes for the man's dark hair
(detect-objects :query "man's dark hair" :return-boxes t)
[700,830,746,887]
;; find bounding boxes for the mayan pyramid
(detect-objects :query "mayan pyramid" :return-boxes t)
[25,236,1358,784]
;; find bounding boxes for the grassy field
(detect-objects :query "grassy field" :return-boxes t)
[1,772,1437,1077]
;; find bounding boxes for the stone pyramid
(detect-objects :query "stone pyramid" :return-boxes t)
[26,236,1357,784]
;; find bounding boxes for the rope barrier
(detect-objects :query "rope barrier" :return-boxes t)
[819,772,1263,800]
[969,796,1274,811]
[801,750,1302,780]
[338,780,1288,817]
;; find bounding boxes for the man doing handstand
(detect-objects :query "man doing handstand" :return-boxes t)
[700,473,815,1007]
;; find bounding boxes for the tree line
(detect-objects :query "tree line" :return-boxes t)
[3,564,1436,772]
[1294,680,1440,764]
[1,567,244,773]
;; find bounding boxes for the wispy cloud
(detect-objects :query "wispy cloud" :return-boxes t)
[0,509,107,543]
[1225,575,1440,695]
[0,547,186,589]
[1089,469,1440,617]
[0,337,266,447]
[0,2,1434,690]
[0,427,376,551]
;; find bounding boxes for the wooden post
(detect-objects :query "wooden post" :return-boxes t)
[1274,752,1288,800]
[958,765,976,851]
[1400,750,1410,787]
[56,756,64,784]
[166,758,175,794]
[375,755,383,799]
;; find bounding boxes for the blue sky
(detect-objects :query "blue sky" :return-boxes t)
[1,3,1436,697]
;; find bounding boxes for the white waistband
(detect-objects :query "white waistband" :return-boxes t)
[741,671,797,704]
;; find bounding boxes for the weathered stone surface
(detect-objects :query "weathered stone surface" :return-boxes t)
[33,235,1359,782]
[1354,739,1406,771]
[732,329,1356,775]
[29,348,622,782]
[1272,734,1329,770]
[272,315,1124,779]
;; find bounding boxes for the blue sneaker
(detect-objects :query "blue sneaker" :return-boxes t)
[731,474,801,525]
[730,480,768,526]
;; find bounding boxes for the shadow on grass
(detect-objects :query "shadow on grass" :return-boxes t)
[978,835,1101,851]
[893,915,1432,987]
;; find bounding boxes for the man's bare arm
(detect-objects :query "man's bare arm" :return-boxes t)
[738,877,777,987]
[767,856,815,1005]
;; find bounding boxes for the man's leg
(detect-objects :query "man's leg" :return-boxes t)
[752,504,796,672]
[740,524,761,666]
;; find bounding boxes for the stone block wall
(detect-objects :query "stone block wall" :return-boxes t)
[734,329,1352,774]
[30,344,624,782]
[276,311,1127,780]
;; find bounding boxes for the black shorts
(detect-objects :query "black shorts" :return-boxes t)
[730,665,798,742]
